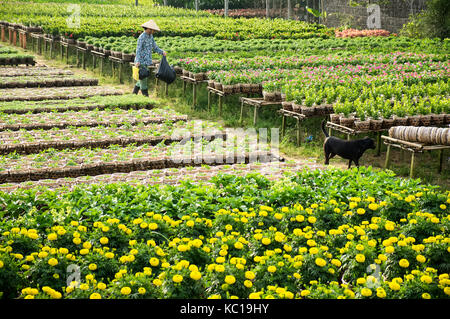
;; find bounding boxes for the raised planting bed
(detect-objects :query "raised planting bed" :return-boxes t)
[0,75,98,89]
[0,108,187,131]
[0,120,226,154]
[0,86,123,102]
[0,53,35,66]
[0,66,73,77]
[0,94,160,114]
[0,160,318,193]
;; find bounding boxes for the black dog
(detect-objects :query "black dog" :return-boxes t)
[321,120,376,169]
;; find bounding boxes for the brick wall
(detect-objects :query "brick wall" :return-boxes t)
[323,0,427,33]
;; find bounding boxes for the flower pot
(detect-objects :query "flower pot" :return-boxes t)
[393,115,408,126]
[282,101,293,112]
[419,114,432,126]
[251,83,261,94]
[330,113,340,124]
[340,116,355,129]
[214,82,222,91]
[407,115,421,126]
[174,66,183,75]
[121,53,134,62]
[232,84,241,94]
[262,90,276,102]
[300,106,315,117]
[222,84,234,94]
[241,83,252,93]
[292,103,302,113]
[76,40,86,48]
[274,91,282,101]
[382,117,395,129]
[314,105,328,116]
[370,118,383,131]
[430,113,445,126]
[354,119,371,131]
[193,72,205,81]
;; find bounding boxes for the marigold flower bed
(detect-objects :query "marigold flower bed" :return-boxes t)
[0,167,448,299]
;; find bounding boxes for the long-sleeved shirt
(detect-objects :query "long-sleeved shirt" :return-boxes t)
[134,32,164,66]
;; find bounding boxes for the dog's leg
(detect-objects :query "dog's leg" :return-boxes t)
[324,151,330,165]
[348,159,352,169]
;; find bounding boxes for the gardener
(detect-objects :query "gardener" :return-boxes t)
[133,20,166,97]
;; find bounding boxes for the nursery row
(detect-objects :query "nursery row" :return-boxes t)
[0,75,98,89]
[1,6,331,41]
[0,168,448,299]
[0,137,270,175]
[78,35,450,57]
[0,66,73,77]
[0,86,123,102]
[0,120,225,155]
[0,161,310,194]
[174,52,449,74]
[0,94,159,114]
[0,108,186,131]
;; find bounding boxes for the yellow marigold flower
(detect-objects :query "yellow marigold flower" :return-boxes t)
[138,287,146,294]
[245,271,256,280]
[261,237,271,245]
[399,259,409,268]
[376,288,386,298]
[249,292,261,299]
[357,208,366,215]
[97,282,106,290]
[420,275,432,284]
[300,290,310,297]
[190,271,202,281]
[215,264,225,272]
[440,204,447,210]
[48,258,58,267]
[267,266,277,273]
[120,287,131,295]
[172,275,183,283]
[385,246,395,254]
[357,278,366,285]
[105,252,114,259]
[444,287,450,296]
[244,280,253,288]
[355,254,366,263]
[307,216,317,224]
[315,258,326,267]
[153,278,162,286]
[225,275,236,285]
[361,288,372,297]
[89,292,101,299]
[422,293,431,299]
[388,281,400,291]
[88,263,97,271]
[344,289,355,298]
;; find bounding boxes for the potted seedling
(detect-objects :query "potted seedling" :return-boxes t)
[121,47,134,62]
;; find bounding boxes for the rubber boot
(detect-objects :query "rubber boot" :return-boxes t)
[141,89,149,97]
[132,85,140,95]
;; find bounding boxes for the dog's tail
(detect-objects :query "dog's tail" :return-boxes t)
[321,120,329,138]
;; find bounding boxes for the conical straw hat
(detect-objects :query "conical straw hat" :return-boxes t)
[141,20,160,31]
